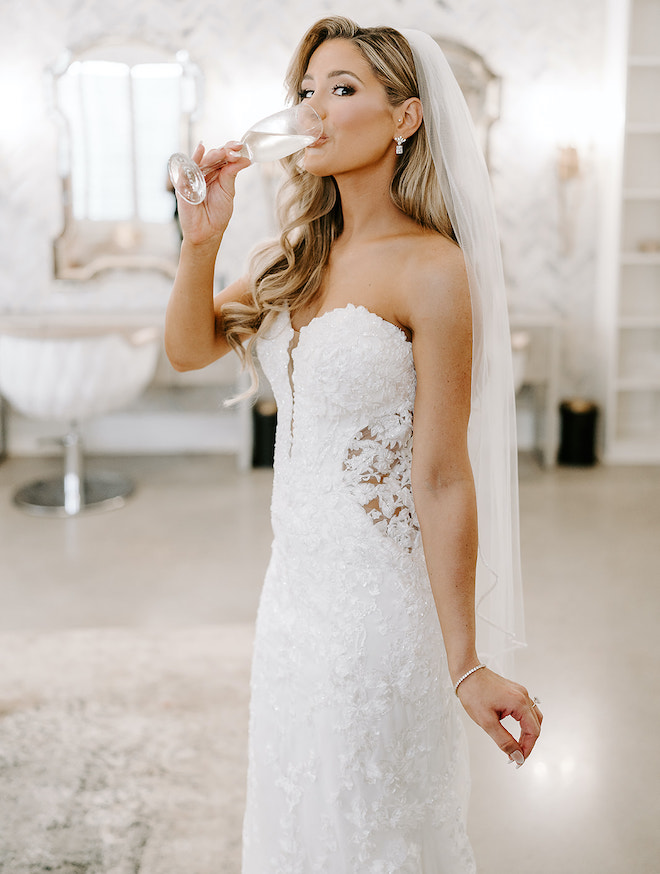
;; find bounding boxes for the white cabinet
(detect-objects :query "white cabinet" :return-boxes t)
[605,0,660,462]
[510,314,562,467]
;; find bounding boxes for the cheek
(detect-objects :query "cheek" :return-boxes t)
[331,98,392,136]
[335,104,369,130]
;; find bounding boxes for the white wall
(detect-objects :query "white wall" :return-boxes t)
[0,0,608,408]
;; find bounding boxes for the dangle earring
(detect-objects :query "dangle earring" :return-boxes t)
[394,136,407,155]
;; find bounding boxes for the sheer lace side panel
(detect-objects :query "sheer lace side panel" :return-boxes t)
[342,412,420,553]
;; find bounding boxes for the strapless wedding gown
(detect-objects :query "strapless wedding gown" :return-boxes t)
[242,304,476,873]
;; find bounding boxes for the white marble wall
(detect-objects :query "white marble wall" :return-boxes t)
[1,0,607,398]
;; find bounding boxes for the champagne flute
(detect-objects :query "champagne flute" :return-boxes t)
[168,103,323,204]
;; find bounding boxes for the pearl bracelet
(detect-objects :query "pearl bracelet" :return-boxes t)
[453,663,486,696]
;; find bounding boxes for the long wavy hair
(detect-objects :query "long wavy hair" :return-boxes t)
[221,16,455,398]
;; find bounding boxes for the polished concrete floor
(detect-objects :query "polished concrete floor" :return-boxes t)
[1,452,659,873]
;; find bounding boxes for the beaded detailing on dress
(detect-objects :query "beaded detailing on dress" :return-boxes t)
[244,304,476,874]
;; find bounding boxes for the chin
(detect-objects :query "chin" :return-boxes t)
[301,153,357,178]
[301,163,330,178]
[301,148,331,176]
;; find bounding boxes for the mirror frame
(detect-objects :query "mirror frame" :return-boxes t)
[47,42,201,281]
[435,37,501,167]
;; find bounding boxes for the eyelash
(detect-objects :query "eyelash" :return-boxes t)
[298,83,356,100]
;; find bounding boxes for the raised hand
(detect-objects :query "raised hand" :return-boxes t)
[175,142,251,248]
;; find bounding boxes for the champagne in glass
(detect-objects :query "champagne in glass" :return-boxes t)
[169,104,322,204]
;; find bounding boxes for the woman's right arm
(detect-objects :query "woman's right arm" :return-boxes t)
[165,142,251,372]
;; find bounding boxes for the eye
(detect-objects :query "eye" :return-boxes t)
[331,83,356,96]
[298,88,314,100]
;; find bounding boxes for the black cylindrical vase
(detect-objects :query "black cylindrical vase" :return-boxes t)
[252,399,277,468]
[557,399,598,466]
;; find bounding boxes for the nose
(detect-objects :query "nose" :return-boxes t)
[308,104,324,134]
[305,93,325,120]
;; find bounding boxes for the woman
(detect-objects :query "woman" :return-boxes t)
[165,16,542,872]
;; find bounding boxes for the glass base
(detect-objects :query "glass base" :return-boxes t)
[168,152,206,204]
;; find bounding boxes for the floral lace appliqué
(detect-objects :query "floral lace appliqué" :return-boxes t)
[342,412,420,553]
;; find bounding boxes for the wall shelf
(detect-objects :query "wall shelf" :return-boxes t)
[626,123,660,133]
[628,55,660,66]
[623,189,660,200]
[620,253,660,264]
[605,0,660,464]
[616,379,660,390]
[618,316,660,327]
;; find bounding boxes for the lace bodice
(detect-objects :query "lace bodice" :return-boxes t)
[243,304,475,873]
[258,304,420,552]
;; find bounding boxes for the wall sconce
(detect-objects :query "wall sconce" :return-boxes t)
[557,144,580,255]
[558,145,580,182]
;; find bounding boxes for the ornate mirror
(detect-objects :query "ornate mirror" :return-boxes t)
[47,44,201,281]
[435,37,501,165]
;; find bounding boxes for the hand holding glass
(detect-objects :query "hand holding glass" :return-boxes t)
[168,104,323,204]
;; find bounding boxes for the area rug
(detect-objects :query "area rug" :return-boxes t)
[0,625,253,874]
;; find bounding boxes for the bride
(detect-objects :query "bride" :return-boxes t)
[165,16,542,873]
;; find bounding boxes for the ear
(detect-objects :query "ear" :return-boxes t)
[394,97,423,139]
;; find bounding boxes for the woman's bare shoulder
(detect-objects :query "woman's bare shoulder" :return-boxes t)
[408,231,466,288]
[395,231,469,330]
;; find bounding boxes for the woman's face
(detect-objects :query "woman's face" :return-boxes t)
[298,39,399,178]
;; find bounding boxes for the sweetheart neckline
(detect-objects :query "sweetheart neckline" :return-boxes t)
[288,303,411,346]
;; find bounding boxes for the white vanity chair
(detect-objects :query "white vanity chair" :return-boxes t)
[0,319,160,516]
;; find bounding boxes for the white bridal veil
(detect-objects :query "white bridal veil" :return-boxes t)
[401,29,526,674]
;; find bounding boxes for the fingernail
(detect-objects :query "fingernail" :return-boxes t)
[509,750,525,768]
[227,149,242,159]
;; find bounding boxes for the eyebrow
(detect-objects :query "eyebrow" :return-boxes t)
[301,69,365,84]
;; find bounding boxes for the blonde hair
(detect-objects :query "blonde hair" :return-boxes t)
[221,15,455,398]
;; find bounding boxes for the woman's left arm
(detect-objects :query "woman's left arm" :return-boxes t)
[407,247,542,765]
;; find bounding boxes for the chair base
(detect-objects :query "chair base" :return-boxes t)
[14,473,134,517]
